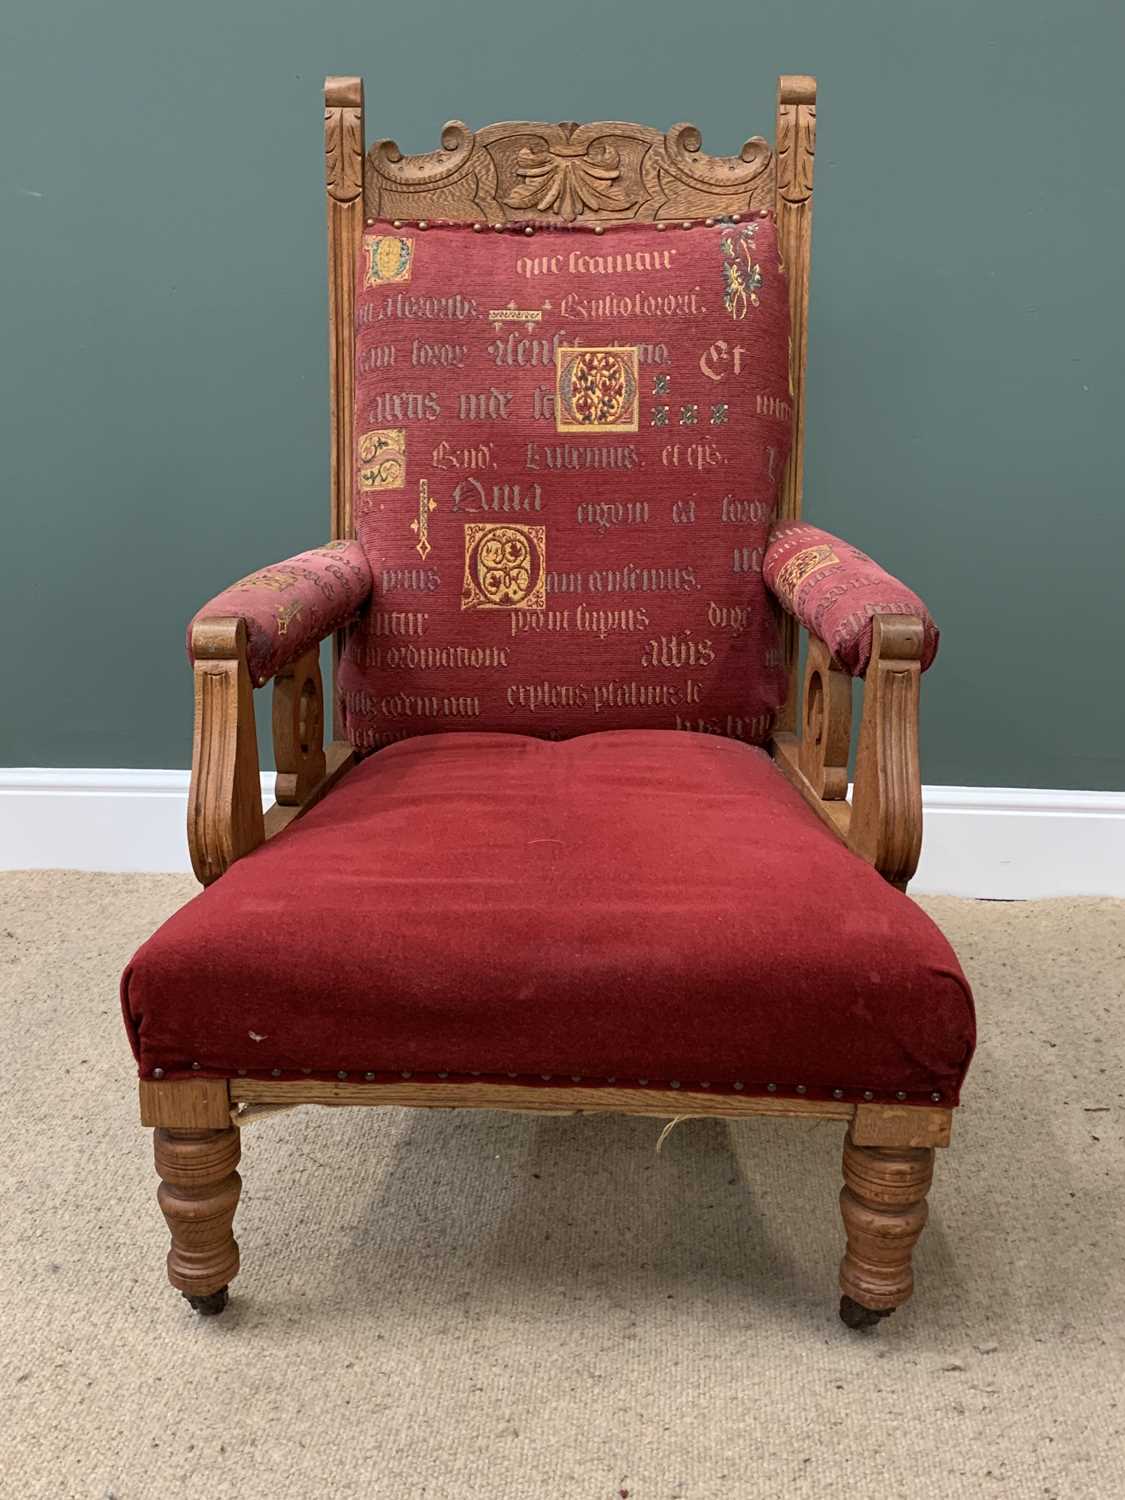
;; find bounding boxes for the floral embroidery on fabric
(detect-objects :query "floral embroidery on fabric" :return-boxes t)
[721,223,763,320]
[461,524,546,610]
[362,235,414,286]
[774,544,840,601]
[358,428,406,491]
[711,404,729,426]
[555,347,639,433]
[651,406,669,426]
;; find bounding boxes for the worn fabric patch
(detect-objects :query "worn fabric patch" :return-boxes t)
[763,521,939,677]
[341,216,793,749]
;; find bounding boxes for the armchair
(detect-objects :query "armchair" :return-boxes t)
[122,74,976,1333]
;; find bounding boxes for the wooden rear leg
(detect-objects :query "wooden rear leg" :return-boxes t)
[838,1127,934,1328]
[154,1126,242,1315]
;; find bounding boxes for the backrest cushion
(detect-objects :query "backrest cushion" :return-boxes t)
[340,215,793,749]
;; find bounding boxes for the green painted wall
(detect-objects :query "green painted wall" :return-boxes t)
[2,0,1120,787]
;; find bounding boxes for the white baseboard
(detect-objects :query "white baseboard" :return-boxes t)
[0,769,273,879]
[1,768,1123,898]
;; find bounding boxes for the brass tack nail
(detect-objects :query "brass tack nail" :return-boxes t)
[271,1068,282,1078]
[766,1082,777,1092]
[681,219,692,229]
[541,1074,552,1081]
[700,1081,711,1088]
[472,222,483,231]
[508,1073,518,1078]
[796,1084,807,1095]
[470,1071,481,1077]
[931,1091,942,1102]
[337,1070,348,1080]
[191,1061,201,1070]
[492,222,504,231]
[638,1078,649,1086]
[759,208,769,218]
[401,1071,412,1078]
[365,218,375,226]
[733,1081,744,1090]
[301,1067,311,1075]
[417,219,428,229]
[571,1075,582,1082]
[364,1071,375,1081]
[152,1068,165,1080]
[832,1089,844,1099]
[705,216,714,226]
[731,212,741,222]
[656,222,666,230]
[670,1080,681,1089]
[237,1069,247,1077]
[524,225,534,235]
[896,1090,908,1101]
[392,219,403,227]
[863,1090,874,1101]
[606,1077,616,1084]
[593,225,604,235]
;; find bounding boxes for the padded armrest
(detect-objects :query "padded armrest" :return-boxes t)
[763,521,939,677]
[187,540,372,686]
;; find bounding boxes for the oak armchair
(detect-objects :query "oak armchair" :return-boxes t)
[122,75,975,1331]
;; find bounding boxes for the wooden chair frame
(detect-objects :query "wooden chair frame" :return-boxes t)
[145,75,951,1330]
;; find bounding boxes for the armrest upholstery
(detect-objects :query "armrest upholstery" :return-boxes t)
[764,521,938,677]
[187,540,371,688]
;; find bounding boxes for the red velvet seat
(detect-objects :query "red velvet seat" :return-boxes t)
[122,731,974,1105]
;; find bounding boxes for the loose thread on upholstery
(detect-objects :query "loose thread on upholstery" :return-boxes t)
[655,1116,694,1153]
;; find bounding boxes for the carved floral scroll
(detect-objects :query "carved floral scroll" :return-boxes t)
[363,120,775,225]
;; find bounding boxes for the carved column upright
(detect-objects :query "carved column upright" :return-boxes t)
[774,75,817,731]
[324,77,365,737]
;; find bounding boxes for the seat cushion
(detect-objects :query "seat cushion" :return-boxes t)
[340,215,793,750]
[121,731,975,1105]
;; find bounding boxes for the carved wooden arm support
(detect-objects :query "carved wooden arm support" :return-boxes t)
[188,619,355,886]
[771,614,923,889]
[848,615,923,888]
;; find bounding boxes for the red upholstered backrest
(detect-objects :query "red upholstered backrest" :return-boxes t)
[340,216,792,749]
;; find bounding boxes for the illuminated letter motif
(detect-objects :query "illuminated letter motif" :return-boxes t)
[774,544,839,601]
[411,479,437,559]
[555,347,639,433]
[720,224,763,321]
[461,524,546,610]
[358,429,405,491]
[362,235,414,286]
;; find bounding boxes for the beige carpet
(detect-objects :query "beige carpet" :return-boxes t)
[1,873,1123,1500]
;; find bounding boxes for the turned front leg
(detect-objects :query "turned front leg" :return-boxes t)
[154,1126,242,1315]
[839,1127,933,1328]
